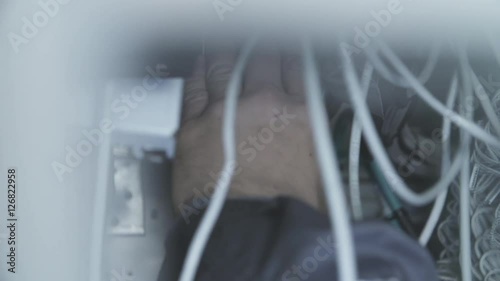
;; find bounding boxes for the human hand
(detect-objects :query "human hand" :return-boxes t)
[173,41,324,215]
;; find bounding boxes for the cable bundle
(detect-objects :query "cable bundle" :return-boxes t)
[437,82,500,281]
[177,36,500,281]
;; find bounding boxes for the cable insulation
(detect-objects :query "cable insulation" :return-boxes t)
[341,47,463,206]
[178,37,258,281]
[365,41,441,87]
[303,38,357,281]
[458,46,473,281]
[349,62,374,221]
[376,40,500,148]
[419,74,459,245]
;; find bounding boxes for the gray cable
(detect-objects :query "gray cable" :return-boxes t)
[365,41,441,87]
[487,32,500,72]
[341,46,463,206]
[458,108,473,281]
[303,38,357,281]
[419,74,459,245]
[469,69,500,137]
[178,37,258,281]
[376,40,500,148]
[458,47,473,281]
[349,62,374,221]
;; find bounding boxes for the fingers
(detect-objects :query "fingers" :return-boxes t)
[205,40,238,102]
[243,42,283,93]
[192,39,303,113]
[282,47,305,100]
[182,56,208,122]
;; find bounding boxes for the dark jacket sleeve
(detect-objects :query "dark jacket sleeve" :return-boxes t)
[158,197,438,281]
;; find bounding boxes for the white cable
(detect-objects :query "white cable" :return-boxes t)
[365,41,441,88]
[419,74,458,245]
[469,69,500,137]
[178,37,258,281]
[341,47,463,206]
[487,33,500,70]
[330,103,349,128]
[458,48,473,281]
[302,38,357,281]
[417,42,442,85]
[349,62,374,221]
[376,40,500,149]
